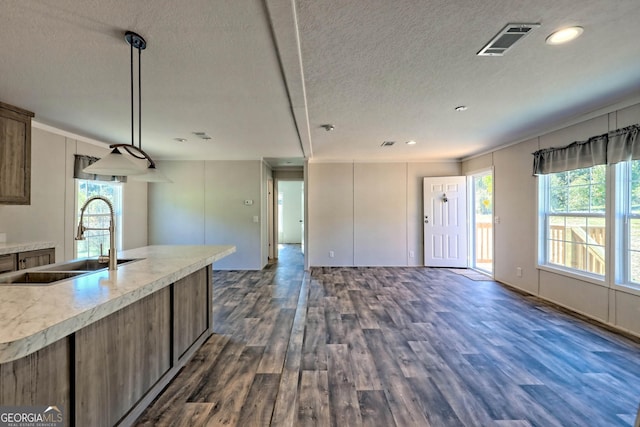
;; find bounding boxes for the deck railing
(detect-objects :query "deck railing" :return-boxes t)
[548,225,605,275]
[476,222,493,264]
[474,223,606,275]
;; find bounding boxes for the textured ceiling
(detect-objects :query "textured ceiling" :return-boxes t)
[1,0,639,164]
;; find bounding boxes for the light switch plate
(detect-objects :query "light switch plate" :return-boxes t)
[244,199,254,206]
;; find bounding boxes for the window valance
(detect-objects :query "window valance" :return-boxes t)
[532,124,640,175]
[73,154,127,182]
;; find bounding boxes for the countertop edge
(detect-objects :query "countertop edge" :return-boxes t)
[0,241,56,255]
[0,245,236,363]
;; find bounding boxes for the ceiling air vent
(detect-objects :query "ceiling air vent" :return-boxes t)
[193,131,212,140]
[477,23,540,56]
[381,141,395,147]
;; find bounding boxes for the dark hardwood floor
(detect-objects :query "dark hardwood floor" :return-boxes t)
[136,244,640,426]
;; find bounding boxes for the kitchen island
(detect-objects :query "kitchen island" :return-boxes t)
[0,245,235,427]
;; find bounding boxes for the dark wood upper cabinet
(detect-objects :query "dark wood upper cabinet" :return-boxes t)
[0,101,34,205]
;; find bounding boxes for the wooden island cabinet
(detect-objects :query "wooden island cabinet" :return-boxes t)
[0,338,72,420]
[0,245,235,427]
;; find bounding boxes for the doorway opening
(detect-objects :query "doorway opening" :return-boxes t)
[470,170,493,274]
[275,180,304,263]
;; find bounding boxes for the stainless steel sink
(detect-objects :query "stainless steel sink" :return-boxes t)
[0,258,143,286]
[0,271,86,285]
[41,258,140,272]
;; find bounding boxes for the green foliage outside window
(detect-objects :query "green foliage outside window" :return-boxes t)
[549,165,606,214]
[631,160,640,215]
[474,174,493,215]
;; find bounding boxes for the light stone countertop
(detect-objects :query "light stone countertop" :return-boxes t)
[0,241,56,255]
[0,245,235,364]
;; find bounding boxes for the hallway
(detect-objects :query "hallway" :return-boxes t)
[136,245,640,426]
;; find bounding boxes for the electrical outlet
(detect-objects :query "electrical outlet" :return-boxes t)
[329,251,335,258]
[409,250,415,258]
[516,267,522,277]
[494,216,501,224]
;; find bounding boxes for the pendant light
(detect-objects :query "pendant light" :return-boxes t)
[84,31,171,183]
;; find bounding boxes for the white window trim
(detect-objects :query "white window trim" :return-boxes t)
[616,160,640,288]
[537,170,608,285]
[74,179,123,259]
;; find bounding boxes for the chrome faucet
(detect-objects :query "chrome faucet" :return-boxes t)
[75,195,117,270]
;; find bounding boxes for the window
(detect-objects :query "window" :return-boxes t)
[535,123,639,288]
[621,159,640,285]
[540,165,606,277]
[76,179,122,258]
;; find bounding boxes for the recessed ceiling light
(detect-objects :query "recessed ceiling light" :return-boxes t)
[381,141,395,147]
[174,138,187,143]
[546,26,583,45]
[321,124,335,131]
[406,140,417,145]
[454,106,468,112]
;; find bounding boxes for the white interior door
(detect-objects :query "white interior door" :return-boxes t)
[424,176,468,267]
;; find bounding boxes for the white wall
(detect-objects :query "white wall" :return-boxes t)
[354,163,407,265]
[147,161,206,245]
[274,169,304,180]
[462,101,640,337]
[148,160,269,270]
[308,163,354,266]
[0,126,148,261]
[307,161,460,266]
[492,139,538,294]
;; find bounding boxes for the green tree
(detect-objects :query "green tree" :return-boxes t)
[475,173,493,215]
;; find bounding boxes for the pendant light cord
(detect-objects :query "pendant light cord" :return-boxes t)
[130,41,134,149]
[129,39,143,150]
[120,33,148,159]
[138,46,142,150]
